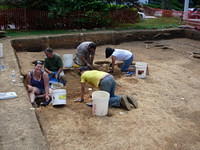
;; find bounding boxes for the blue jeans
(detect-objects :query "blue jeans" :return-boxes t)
[48,72,66,85]
[121,55,133,72]
[99,75,121,107]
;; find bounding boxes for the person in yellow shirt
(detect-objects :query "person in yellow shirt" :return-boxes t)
[76,70,137,110]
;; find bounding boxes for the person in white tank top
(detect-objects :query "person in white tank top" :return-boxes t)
[105,47,134,73]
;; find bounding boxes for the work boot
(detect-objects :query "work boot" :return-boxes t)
[120,95,132,111]
[126,96,138,108]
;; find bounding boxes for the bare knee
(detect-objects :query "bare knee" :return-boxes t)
[28,85,39,94]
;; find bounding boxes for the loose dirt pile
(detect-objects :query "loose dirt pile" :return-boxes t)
[17,38,200,150]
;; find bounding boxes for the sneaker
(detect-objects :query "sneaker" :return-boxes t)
[31,102,38,108]
[125,71,135,76]
[74,98,84,102]
[40,99,51,106]
[120,95,132,111]
[126,96,138,108]
[86,102,93,107]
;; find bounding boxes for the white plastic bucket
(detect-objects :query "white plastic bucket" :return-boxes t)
[136,62,148,79]
[63,54,73,68]
[92,91,110,116]
[0,43,3,58]
[52,89,67,106]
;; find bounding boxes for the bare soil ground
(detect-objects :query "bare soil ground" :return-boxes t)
[17,38,200,150]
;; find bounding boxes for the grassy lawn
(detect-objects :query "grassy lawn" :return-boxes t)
[5,17,183,37]
[5,30,76,37]
[115,17,183,30]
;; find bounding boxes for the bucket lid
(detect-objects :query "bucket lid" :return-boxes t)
[53,89,66,93]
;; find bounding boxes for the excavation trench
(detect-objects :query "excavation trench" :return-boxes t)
[11,29,200,150]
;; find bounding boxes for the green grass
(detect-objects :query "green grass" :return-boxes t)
[6,30,76,37]
[115,17,183,30]
[5,17,183,37]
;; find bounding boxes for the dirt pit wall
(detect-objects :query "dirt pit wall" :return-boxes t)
[10,28,193,52]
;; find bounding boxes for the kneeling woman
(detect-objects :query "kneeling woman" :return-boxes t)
[27,60,51,107]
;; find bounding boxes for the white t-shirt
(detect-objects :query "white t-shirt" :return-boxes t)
[112,49,132,61]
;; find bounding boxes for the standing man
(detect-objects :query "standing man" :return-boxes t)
[76,70,138,110]
[44,48,66,85]
[73,41,96,69]
[105,47,134,74]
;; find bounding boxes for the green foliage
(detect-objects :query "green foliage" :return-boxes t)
[23,0,55,10]
[171,0,183,11]
[71,10,112,29]
[0,0,54,10]
[107,4,129,10]
[192,0,200,7]
[48,0,112,28]
[0,5,11,10]
[147,0,183,10]
[145,3,161,9]
[129,7,138,11]
[0,0,140,30]
[48,0,109,17]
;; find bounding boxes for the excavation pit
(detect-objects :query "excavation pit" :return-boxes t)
[12,36,200,149]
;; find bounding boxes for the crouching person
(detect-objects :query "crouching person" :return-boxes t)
[73,41,96,70]
[27,60,51,107]
[105,47,134,74]
[77,70,137,110]
[44,48,66,85]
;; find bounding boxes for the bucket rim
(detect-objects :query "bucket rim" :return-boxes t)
[53,89,66,93]
[92,90,110,95]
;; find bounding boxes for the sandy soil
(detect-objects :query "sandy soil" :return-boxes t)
[17,38,200,150]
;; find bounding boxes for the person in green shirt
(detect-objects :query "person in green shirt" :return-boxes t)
[76,70,138,110]
[44,48,66,85]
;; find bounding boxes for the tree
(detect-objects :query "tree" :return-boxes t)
[105,0,139,6]
[149,0,183,10]
[192,0,200,7]
[161,0,171,9]
[48,0,109,17]
[0,0,23,7]
[0,0,54,10]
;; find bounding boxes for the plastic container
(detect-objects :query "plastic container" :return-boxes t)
[63,54,73,68]
[52,89,66,106]
[92,91,110,116]
[11,70,16,83]
[135,62,148,79]
[0,43,3,58]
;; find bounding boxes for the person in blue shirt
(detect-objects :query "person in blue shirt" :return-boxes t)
[27,60,51,107]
